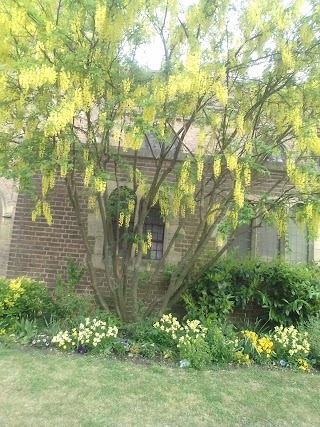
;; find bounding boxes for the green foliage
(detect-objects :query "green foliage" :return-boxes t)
[15,317,38,344]
[178,335,211,370]
[185,258,320,325]
[204,319,237,364]
[125,317,176,356]
[51,258,95,321]
[0,277,52,328]
[300,317,320,366]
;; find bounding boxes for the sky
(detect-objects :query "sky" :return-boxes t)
[136,0,198,70]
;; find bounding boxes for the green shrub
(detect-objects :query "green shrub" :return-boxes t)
[184,257,320,325]
[51,258,95,321]
[299,317,320,366]
[125,316,177,355]
[0,276,52,328]
[205,319,237,364]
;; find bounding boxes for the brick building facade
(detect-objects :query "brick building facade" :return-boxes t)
[1,150,320,310]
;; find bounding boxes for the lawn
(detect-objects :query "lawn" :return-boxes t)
[0,346,320,427]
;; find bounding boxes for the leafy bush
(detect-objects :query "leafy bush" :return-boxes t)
[0,277,52,328]
[153,315,211,369]
[300,317,320,366]
[125,316,177,356]
[51,258,95,321]
[204,319,237,364]
[184,257,320,325]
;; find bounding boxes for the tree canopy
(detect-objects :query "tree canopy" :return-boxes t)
[0,0,319,320]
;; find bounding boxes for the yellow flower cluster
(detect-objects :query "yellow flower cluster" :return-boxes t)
[1,278,26,309]
[197,158,204,182]
[59,69,71,91]
[123,79,131,96]
[118,211,124,227]
[154,314,183,341]
[154,315,207,344]
[269,206,288,237]
[225,153,237,171]
[236,113,244,135]
[51,330,74,349]
[19,65,57,90]
[291,107,302,133]
[241,329,258,343]
[32,200,42,222]
[213,157,221,178]
[273,325,310,356]
[42,171,55,198]
[143,106,156,123]
[238,330,274,360]
[158,188,170,219]
[207,203,220,225]
[44,99,76,137]
[281,47,295,69]
[123,127,143,151]
[212,81,228,105]
[297,358,310,372]
[256,337,274,357]
[43,201,53,226]
[235,351,252,365]
[229,208,239,229]
[88,195,97,209]
[243,165,251,187]
[31,196,53,225]
[52,318,118,351]
[78,318,118,347]
[84,163,94,186]
[146,230,152,249]
[94,177,106,194]
[234,179,244,208]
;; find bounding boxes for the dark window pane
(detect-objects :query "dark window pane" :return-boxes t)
[143,203,164,259]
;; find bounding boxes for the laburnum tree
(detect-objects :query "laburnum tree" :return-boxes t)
[0,0,319,321]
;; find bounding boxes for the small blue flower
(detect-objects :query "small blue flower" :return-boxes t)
[279,360,287,367]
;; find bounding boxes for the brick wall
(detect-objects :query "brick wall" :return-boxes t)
[6,177,91,292]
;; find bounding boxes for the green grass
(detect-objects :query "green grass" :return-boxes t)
[1,346,320,427]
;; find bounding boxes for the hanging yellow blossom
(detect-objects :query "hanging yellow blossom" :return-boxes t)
[225,153,237,171]
[43,201,53,225]
[88,195,97,209]
[213,157,221,177]
[32,200,42,222]
[84,163,94,186]
[118,212,124,228]
[147,230,152,249]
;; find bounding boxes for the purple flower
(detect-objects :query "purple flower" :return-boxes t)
[279,360,287,367]
[76,344,88,354]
